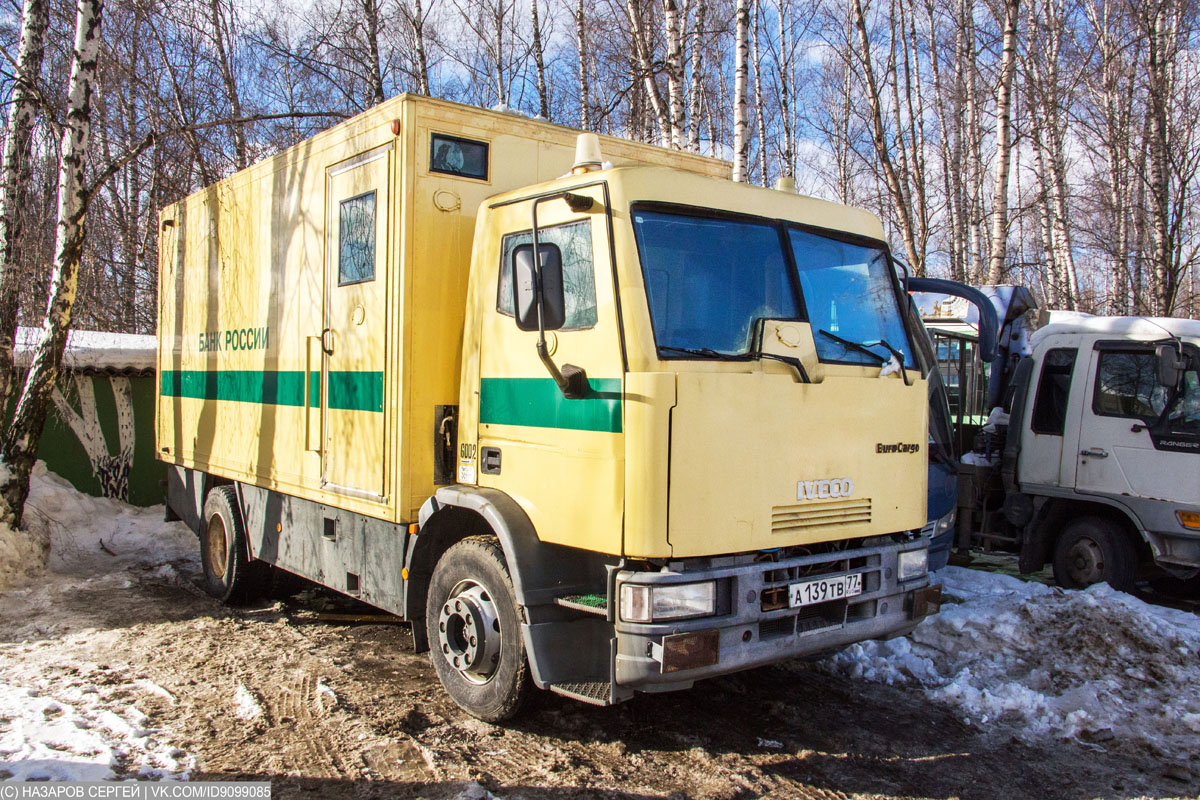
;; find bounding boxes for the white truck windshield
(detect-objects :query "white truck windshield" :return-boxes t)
[632,208,913,366]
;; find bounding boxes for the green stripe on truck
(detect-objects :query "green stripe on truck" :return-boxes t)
[479,377,622,433]
[159,370,383,412]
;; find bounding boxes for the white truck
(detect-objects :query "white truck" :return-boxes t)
[952,308,1200,591]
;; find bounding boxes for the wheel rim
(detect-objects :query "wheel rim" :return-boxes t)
[206,515,229,579]
[437,579,502,685]
[1066,536,1105,586]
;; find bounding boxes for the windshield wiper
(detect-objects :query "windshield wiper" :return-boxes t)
[758,352,816,383]
[658,345,729,359]
[868,338,912,386]
[818,330,911,385]
[817,329,886,364]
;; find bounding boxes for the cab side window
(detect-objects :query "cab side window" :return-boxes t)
[1030,348,1076,435]
[1093,350,1169,420]
[498,220,597,330]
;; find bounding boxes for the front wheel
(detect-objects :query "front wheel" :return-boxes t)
[425,536,531,722]
[1052,516,1137,592]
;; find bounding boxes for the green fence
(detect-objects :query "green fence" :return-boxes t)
[15,369,165,507]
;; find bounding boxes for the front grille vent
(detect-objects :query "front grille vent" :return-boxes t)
[772,498,872,535]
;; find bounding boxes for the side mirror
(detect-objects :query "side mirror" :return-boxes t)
[1156,343,1185,389]
[512,243,565,332]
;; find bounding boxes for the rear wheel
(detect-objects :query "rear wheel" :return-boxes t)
[200,486,267,604]
[1052,516,1137,592]
[425,536,531,722]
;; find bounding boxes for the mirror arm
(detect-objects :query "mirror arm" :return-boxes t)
[531,193,589,400]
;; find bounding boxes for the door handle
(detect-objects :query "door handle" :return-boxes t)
[321,327,335,355]
[1080,448,1108,458]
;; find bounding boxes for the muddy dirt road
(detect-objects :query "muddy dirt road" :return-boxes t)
[1,554,1195,800]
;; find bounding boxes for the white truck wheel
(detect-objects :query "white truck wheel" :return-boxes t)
[1051,517,1137,592]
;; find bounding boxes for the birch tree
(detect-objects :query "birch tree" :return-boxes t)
[1,0,105,528]
[574,0,591,127]
[733,0,750,181]
[399,0,433,95]
[0,0,50,412]
[985,0,1020,284]
[530,0,550,118]
[663,0,686,148]
[849,0,924,273]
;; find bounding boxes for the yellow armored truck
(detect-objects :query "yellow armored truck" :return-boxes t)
[157,95,939,721]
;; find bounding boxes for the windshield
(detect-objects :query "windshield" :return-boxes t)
[788,228,914,368]
[632,207,913,366]
[632,210,799,355]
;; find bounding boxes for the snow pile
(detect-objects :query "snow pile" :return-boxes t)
[0,676,191,781]
[825,567,1200,758]
[23,461,195,579]
[0,458,51,589]
[0,463,199,781]
[0,521,50,590]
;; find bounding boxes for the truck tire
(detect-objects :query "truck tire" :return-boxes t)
[425,536,531,722]
[200,486,266,604]
[1051,517,1137,592]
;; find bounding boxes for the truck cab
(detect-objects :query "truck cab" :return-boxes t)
[1009,316,1200,587]
[422,162,939,713]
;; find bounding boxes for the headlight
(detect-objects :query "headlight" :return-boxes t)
[620,581,716,623]
[934,508,956,537]
[898,549,929,582]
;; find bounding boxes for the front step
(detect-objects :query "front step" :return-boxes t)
[554,594,608,616]
[549,680,614,706]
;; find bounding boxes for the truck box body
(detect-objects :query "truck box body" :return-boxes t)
[157,95,727,526]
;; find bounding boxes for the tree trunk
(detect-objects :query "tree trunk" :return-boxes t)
[850,0,921,274]
[531,0,550,119]
[985,0,1019,285]
[0,0,49,414]
[732,0,750,182]
[751,0,767,183]
[575,0,591,128]
[208,0,248,169]
[0,0,104,530]
[405,0,431,95]
[362,0,386,106]
[627,0,669,145]
[777,0,794,179]
[663,0,685,148]
[687,0,705,152]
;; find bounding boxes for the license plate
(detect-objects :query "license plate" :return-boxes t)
[789,573,863,608]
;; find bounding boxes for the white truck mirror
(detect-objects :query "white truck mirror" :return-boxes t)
[1156,343,1185,389]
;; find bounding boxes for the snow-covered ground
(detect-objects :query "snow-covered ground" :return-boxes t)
[824,566,1200,759]
[1,464,197,782]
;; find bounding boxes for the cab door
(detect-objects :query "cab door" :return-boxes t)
[321,144,391,501]
[1075,344,1199,503]
[475,190,624,554]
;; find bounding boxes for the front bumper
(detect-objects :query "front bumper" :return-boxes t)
[614,540,936,689]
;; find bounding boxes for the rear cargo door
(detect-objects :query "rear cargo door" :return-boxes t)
[321,144,391,501]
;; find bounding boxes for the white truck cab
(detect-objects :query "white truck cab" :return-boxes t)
[981,314,1200,589]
